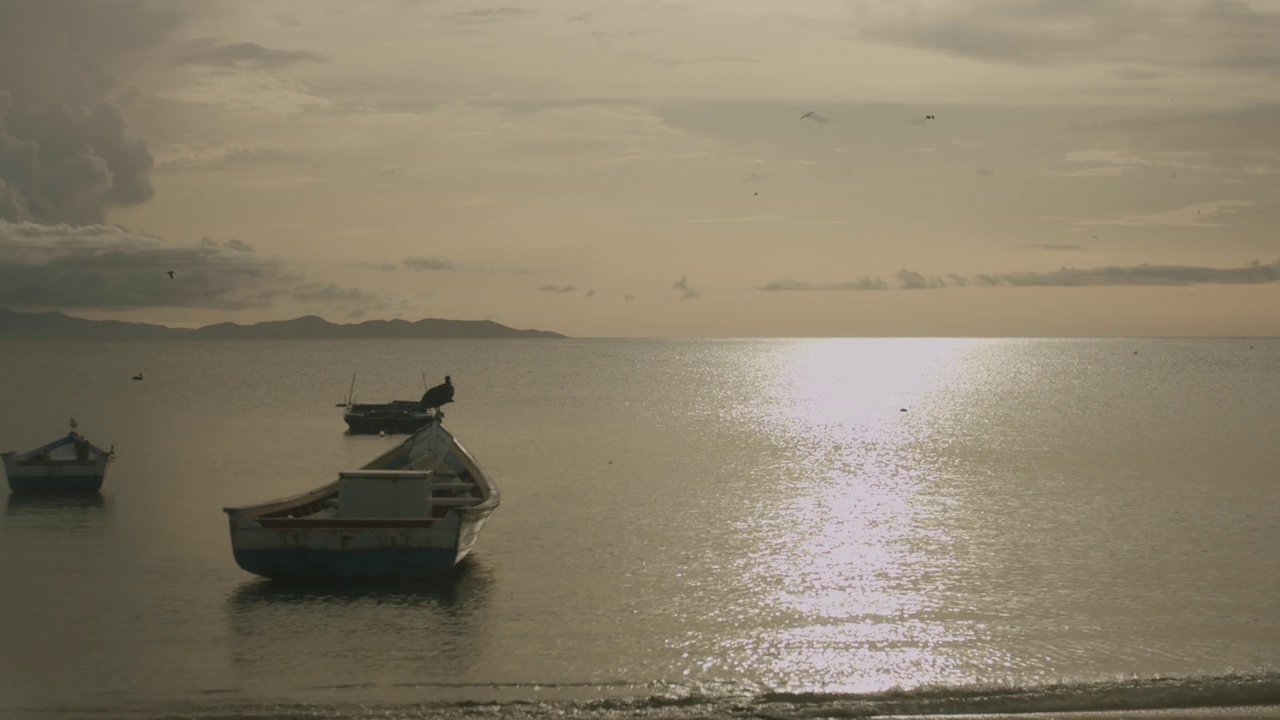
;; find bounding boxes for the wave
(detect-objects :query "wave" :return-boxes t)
[9,671,1280,719]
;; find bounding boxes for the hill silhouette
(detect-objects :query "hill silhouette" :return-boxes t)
[0,308,566,340]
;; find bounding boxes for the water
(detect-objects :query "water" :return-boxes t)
[0,338,1277,719]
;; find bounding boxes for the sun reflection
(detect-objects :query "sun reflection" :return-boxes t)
[713,338,985,692]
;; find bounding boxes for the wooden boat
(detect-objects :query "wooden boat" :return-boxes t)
[223,415,499,579]
[2,420,115,494]
[342,400,433,435]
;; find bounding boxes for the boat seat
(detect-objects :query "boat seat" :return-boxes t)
[429,482,476,491]
[430,497,481,506]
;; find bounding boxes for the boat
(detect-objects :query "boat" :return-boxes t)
[223,414,500,579]
[343,399,433,435]
[2,420,115,494]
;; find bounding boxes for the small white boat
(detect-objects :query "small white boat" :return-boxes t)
[3,420,115,494]
[223,415,499,579]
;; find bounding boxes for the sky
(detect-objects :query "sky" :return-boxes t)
[1,0,1279,338]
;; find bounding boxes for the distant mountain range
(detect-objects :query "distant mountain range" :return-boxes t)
[0,308,567,340]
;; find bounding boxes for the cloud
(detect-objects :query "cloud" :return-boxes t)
[0,219,385,313]
[177,40,325,69]
[895,269,947,290]
[647,55,758,68]
[673,276,698,299]
[757,259,1280,293]
[757,277,889,292]
[973,260,1280,287]
[1011,243,1088,251]
[442,8,534,25]
[403,256,462,272]
[155,143,303,171]
[686,214,785,224]
[853,0,1280,72]
[353,261,398,272]
[0,1,186,109]
[0,93,155,225]
[538,284,578,293]
[1078,200,1254,228]
[0,2,187,225]
[1110,104,1280,174]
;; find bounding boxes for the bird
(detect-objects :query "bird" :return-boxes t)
[166,270,174,279]
[1091,235,1099,240]
[800,111,815,120]
[132,372,143,380]
[419,375,455,412]
[925,114,935,120]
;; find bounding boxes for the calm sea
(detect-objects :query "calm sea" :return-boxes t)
[0,338,1277,720]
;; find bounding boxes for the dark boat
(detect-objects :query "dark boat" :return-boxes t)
[2,420,115,494]
[343,400,433,435]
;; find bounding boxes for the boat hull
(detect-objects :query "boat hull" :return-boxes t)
[3,453,111,494]
[343,400,431,435]
[226,507,493,579]
[224,420,499,580]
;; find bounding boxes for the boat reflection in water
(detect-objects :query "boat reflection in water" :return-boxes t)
[225,558,495,690]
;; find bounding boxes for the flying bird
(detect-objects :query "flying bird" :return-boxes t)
[419,375,455,412]
[166,270,174,279]
[925,115,935,120]
[800,111,816,120]
[132,372,143,381]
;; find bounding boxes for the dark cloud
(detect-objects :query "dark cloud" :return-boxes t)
[0,1,184,225]
[757,277,888,292]
[403,256,462,272]
[673,275,698,299]
[538,284,578,293]
[443,7,534,24]
[353,260,399,272]
[1,95,154,224]
[0,1,186,108]
[895,269,947,290]
[0,220,385,314]
[177,40,326,69]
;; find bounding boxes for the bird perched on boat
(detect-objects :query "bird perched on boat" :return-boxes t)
[419,375,455,412]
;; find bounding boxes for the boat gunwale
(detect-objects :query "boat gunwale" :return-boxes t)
[223,420,498,520]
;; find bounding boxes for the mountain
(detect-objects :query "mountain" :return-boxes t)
[0,308,567,340]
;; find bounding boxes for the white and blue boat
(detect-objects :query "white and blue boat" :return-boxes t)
[2,420,115,494]
[223,415,499,579]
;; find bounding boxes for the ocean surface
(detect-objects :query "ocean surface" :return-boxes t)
[0,338,1276,720]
